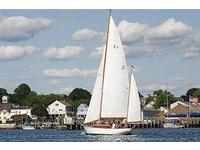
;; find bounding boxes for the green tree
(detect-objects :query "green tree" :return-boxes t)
[14,83,31,97]
[12,83,31,105]
[69,88,91,101]
[186,88,200,102]
[0,88,8,100]
[145,95,154,105]
[31,104,49,118]
[153,89,175,109]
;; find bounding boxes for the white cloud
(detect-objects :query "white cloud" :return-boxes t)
[183,52,200,59]
[133,66,144,73]
[90,45,104,59]
[50,80,60,85]
[0,16,53,41]
[44,46,85,60]
[72,28,103,41]
[146,18,192,40]
[43,68,97,78]
[0,45,38,61]
[118,20,147,42]
[60,85,74,95]
[169,77,185,82]
[140,83,177,93]
[91,18,200,59]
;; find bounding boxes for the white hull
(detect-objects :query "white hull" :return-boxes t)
[163,123,183,128]
[22,126,35,130]
[83,126,132,135]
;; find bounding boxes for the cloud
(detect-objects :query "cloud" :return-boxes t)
[0,16,53,42]
[90,18,200,59]
[72,28,103,41]
[0,45,38,61]
[133,66,144,73]
[90,45,104,59]
[44,46,85,60]
[140,83,177,93]
[183,52,200,59]
[118,20,147,42]
[50,80,60,85]
[169,77,185,82]
[43,68,97,78]
[60,85,74,95]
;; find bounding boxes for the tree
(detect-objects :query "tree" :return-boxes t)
[0,88,8,100]
[12,83,31,105]
[68,88,91,101]
[153,89,175,109]
[31,104,49,118]
[14,83,31,97]
[186,88,200,101]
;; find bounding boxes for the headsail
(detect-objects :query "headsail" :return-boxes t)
[84,45,105,123]
[127,68,141,122]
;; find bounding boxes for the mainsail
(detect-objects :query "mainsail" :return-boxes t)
[84,15,129,123]
[127,68,141,122]
[101,16,129,118]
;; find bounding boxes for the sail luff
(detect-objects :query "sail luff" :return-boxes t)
[99,10,112,120]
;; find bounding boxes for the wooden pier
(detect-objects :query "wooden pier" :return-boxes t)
[130,117,200,128]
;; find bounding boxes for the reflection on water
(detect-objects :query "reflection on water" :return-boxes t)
[0,128,200,142]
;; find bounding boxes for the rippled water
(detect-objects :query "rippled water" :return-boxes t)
[0,128,199,142]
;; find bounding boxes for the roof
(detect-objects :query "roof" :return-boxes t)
[169,103,200,114]
[12,106,31,109]
[48,100,73,108]
[0,103,13,111]
[59,101,72,107]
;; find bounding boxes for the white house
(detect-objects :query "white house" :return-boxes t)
[0,96,13,124]
[158,106,168,114]
[144,101,155,110]
[10,106,32,118]
[47,100,74,124]
[76,104,88,120]
[170,101,189,109]
[47,100,67,115]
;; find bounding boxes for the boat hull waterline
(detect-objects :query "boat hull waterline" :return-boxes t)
[83,126,132,135]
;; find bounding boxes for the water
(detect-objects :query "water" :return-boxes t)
[0,128,199,142]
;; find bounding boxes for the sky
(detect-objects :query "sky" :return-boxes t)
[0,9,200,97]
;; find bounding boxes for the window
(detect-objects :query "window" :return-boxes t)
[55,103,59,106]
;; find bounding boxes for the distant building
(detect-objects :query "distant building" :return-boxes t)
[0,95,13,124]
[76,104,88,120]
[156,106,168,117]
[144,101,155,110]
[143,101,156,118]
[10,106,32,118]
[169,101,200,117]
[47,100,74,125]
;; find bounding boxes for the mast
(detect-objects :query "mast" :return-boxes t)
[99,10,112,120]
[126,66,134,123]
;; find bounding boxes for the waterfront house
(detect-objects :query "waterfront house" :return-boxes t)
[76,104,88,119]
[144,101,155,110]
[143,101,156,118]
[47,100,74,124]
[169,101,200,117]
[10,106,32,118]
[0,96,13,124]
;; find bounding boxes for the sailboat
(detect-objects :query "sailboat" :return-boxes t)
[83,10,141,135]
